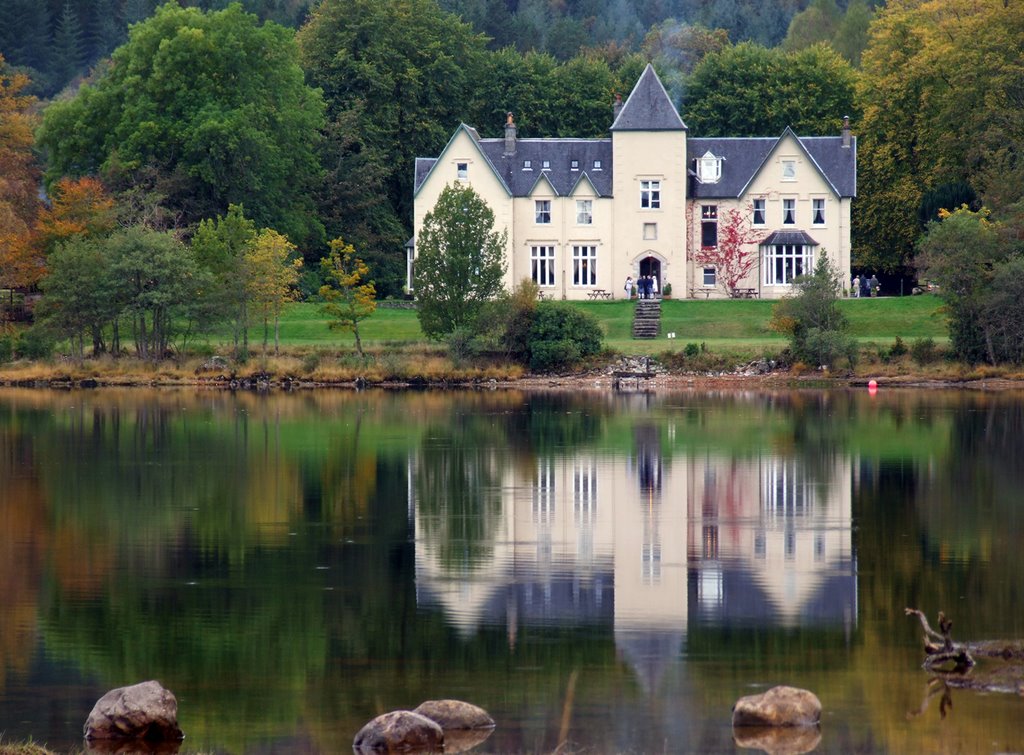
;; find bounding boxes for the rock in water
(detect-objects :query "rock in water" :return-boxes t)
[83,680,184,741]
[353,711,444,751]
[412,700,494,730]
[732,685,821,728]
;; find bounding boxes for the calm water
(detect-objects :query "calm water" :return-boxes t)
[1,387,1023,754]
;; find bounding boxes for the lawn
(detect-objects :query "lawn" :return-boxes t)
[260,295,948,355]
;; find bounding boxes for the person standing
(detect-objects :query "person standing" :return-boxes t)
[869,274,880,297]
[652,274,659,298]
[624,275,634,299]
[852,275,861,298]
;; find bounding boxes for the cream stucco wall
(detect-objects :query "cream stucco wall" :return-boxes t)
[411,128,515,292]
[611,130,687,297]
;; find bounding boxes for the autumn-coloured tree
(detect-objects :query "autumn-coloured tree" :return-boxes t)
[319,238,376,359]
[0,54,43,299]
[34,176,116,255]
[244,228,302,356]
[693,206,765,297]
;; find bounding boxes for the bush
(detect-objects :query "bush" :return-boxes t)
[16,326,55,360]
[0,334,14,363]
[527,302,602,372]
[910,337,939,365]
[889,336,908,359]
[683,342,700,357]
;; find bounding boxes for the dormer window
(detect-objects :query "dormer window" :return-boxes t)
[593,160,602,170]
[697,151,722,184]
[523,160,532,171]
[542,160,550,171]
[570,160,579,171]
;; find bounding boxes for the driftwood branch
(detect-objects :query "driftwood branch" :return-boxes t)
[905,608,975,670]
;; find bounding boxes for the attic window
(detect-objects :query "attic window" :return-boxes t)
[456,162,468,179]
[570,160,579,171]
[523,160,532,171]
[697,151,722,184]
[542,160,551,171]
[593,160,602,171]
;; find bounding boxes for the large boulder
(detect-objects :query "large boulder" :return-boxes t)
[353,710,444,752]
[83,680,184,742]
[412,700,494,730]
[731,686,821,728]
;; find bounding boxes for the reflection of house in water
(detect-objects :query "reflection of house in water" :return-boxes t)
[412,439,856,688]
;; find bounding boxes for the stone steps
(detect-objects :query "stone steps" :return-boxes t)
[632,299,662,339]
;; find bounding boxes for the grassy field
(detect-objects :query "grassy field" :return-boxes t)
[265,295,949,355]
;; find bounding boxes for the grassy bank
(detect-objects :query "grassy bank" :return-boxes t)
[260,294,948,353]
[1,293,999,387]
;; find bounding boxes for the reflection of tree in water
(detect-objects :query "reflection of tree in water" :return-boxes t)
[414,415,506,573]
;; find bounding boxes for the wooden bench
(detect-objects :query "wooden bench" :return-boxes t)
[587,289,613,300]
[730,288,758,299]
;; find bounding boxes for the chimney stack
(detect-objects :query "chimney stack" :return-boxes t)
[612,93,623,125]
[842,115,851,148]
[504,112,517,156]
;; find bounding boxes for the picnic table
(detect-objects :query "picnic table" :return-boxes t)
[587,289,613,300]
[731,288,759,299]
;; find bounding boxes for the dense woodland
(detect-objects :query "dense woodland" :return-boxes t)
[0,0,1022,362]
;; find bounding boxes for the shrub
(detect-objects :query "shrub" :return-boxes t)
[16,326,55,360]
[684,342,700,357]
[501,279,540,362]
[889,336,908,359]
[527,302,602,372]
[910,337,939,365]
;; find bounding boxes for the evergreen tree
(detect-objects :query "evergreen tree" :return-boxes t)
[50,2,86,89]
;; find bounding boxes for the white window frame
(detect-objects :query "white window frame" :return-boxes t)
[701,204,718,247]
[781,159,796,181]
[572,245,597,286]
[576,199,593,225]
[782,197,796,225]
[763,243,815,286]
[542,160,550,171]
[812,197,826,226]
[456,162,468,179]
[523,160,532,171]
[531,245,556,287]
[640,179,661,209]
[697,151,722,184]
[752,198,766,227]
[593,160,602,171]
[702,267,717,287]
[643,222,657,240]
[535,199,551,225]
[570,159,579,171]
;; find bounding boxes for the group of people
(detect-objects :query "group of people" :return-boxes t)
[851,274,881,298]
[624,274,659,299]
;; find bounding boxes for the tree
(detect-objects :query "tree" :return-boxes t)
[38,2,325,245]
[692,206,765,296]
[51,2,85,89]
[296,0,487,227]
[245,228,302,356]
[770,254,857,369]
[107,226,206,360]
[34,176,116,255]
[854,0,1024,274]
[915,206,1013,365]
[413,184,507,340]
[781,0,840,53]
[37,236,119,358]
[684,42,858,137]
[319,238,377,359]
[191,204,257,358]
[0,55,42,298]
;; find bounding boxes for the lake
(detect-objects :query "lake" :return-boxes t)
[1,386,1022,753]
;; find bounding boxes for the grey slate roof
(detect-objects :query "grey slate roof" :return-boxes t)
[478,138,613,197]
[689,134,857,199]
[413,138,614,198]
[762,229,820,246]
[611,63,687,132]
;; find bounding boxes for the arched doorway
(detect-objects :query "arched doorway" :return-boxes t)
[639,256,662,294]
